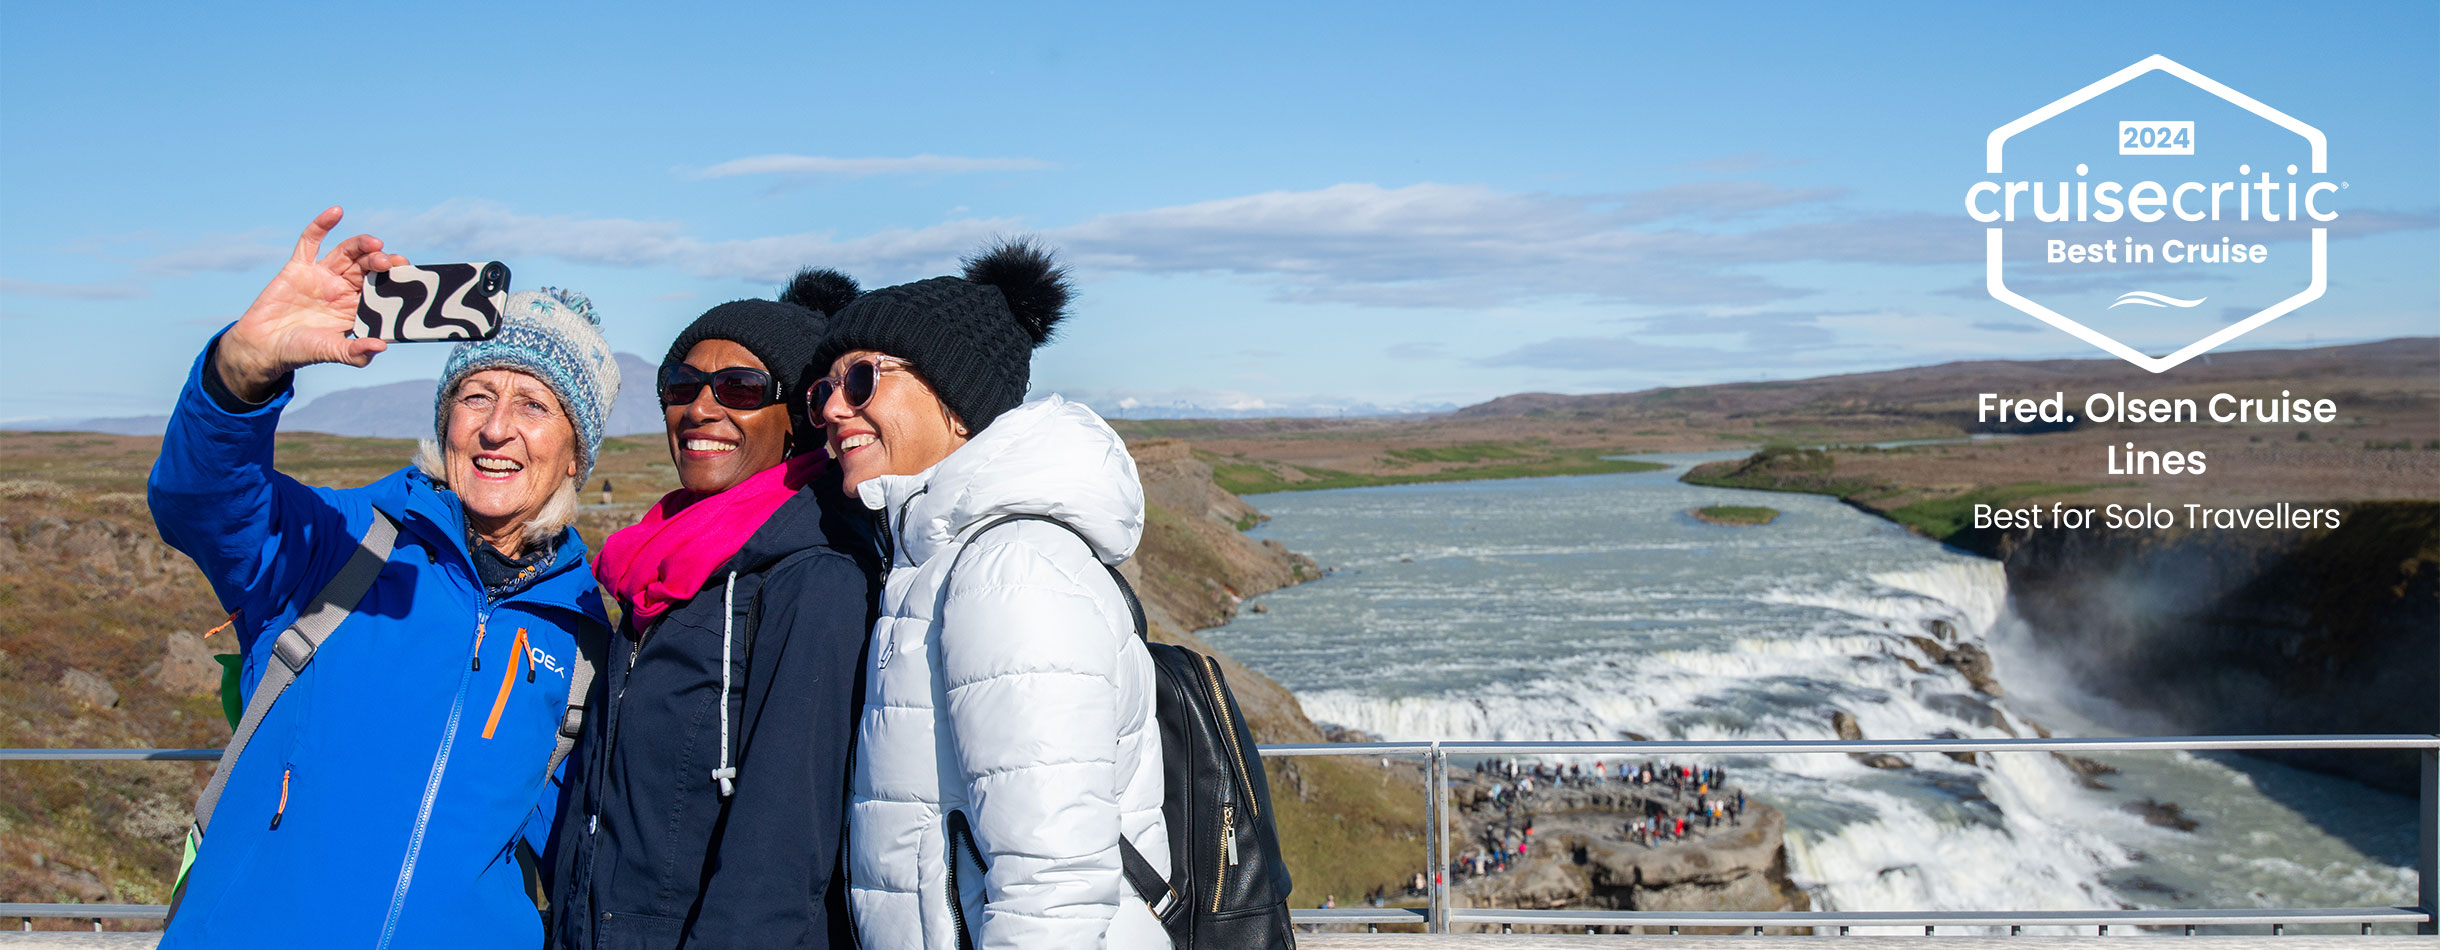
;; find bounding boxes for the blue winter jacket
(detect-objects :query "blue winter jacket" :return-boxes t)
[147,338,611,950]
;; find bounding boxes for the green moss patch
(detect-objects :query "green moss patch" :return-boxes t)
[1886,482,2099,540]
[1693,505,1780,526]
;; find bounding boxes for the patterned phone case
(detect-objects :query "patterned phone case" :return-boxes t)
[355,262,511,342]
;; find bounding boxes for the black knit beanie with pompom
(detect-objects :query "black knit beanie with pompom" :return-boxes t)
[810,238,1071,433]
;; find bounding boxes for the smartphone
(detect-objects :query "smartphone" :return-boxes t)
[355,262,512,342]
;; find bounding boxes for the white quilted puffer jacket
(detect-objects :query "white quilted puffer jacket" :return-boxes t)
[846,395,1173,950]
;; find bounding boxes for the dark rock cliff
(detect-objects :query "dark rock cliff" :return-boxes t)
[1950,502,2439,793]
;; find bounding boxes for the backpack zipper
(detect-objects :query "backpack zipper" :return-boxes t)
[1214,799,1233,914]
[1199,653,1257,915]
[1200,653,1258,816]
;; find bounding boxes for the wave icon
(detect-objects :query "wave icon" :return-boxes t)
[2108,291,2207,309]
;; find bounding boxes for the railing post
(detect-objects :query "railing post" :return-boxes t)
[2420,744,2437,935]
[1426,742,1448,934]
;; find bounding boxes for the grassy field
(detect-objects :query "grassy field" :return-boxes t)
[1203,446,1665,496]
[1692,505,1779,526]
[1679,444,2123,542]
[1883,482,2100,539]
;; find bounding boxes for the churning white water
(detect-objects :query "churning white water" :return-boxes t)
[1205,452,2415,932]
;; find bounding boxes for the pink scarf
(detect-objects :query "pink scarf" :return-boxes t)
[595,454,827,629]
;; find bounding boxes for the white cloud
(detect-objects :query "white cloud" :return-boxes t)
[372,199,1016,283]
[1055,181,1847,307]
[350,183,1881,309]
[688,154,1053,179]
[311,183,2440,319]
[1047,384,1456,419]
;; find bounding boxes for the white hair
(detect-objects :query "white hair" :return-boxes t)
[416,437,580,551]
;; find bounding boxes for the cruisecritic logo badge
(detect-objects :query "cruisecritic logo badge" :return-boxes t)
[1964,55,2340,373]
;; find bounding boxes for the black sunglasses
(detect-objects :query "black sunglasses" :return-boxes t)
[807,356,916,422]
[659,364,782,411]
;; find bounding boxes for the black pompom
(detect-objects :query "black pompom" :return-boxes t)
[780,267,861,316]
[961,238,1070,346]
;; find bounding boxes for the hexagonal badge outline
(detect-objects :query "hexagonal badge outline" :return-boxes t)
[1984,54,2328,374]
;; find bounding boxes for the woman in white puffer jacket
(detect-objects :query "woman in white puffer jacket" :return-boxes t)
[810,240,1172,950]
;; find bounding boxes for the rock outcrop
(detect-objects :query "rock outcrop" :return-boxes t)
[58,668,119,709]
[1125,439,1317,640]
[151,633,220,697]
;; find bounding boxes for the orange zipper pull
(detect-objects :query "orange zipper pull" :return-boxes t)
[270,767,292,829]
[471,621,487,671]
[521,628,535,682]
[482,628,532,740]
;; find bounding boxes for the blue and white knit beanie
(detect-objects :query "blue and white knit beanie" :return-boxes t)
[433,288,622,483]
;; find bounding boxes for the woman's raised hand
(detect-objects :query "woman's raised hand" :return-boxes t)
[213,206,408,402]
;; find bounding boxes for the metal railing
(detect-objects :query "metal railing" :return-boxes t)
[6,735,2436,936]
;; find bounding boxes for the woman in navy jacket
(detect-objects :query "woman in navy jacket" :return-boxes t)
[550,272,880,949]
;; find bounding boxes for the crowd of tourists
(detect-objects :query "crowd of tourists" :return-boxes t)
[1455,758,1751,885]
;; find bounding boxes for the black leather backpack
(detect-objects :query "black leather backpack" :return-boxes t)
[959,514,1297,949]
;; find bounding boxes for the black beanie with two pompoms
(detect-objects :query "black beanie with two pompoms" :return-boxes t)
[661,268,862,436]
[810,239,1071,433]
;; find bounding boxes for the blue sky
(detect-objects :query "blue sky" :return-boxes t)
[3,1,2434,422]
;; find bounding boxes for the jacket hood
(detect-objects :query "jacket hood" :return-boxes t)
[857,395,1142,568]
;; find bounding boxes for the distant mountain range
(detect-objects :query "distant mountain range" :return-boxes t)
[8,353,1449,436]
[277,353,668,438]
[25,338,2424,437]
[5,354,668,439]
[1094,399,1460,420]
[1451,337,2436,421]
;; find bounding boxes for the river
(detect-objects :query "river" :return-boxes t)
[1204,451,2417,932]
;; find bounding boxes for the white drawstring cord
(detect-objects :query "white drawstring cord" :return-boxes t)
[711,571,739,798]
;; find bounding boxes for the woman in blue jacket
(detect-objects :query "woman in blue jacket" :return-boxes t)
[550,271,880,949]
[147,207,621,949]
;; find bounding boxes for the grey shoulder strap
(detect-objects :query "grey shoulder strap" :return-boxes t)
[547,621,608,781]
[190,511,399,836]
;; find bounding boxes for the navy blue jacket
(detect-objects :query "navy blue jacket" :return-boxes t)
[549,467,880,950]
